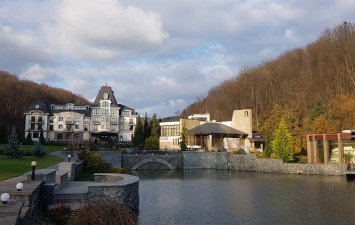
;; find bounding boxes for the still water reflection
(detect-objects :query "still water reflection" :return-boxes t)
[129,170,355,225]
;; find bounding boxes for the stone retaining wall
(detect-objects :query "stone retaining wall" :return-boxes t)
[183,152,228,169]
[228,154,347,175]
[121,152,347,175]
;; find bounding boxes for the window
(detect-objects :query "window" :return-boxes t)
[101,108,109,115]
[32,133,39,138]
[66,117,71,122]
[129,125,134,131]
[123,110,130,116]
[49,117,54,123]
[101,124,104,129]
[94,117,99,123]
[84,117,89,123]
[75,125,79,129]
[38,116,43,123]
[31,116,35,122]
[94,125,98,131]
[245,111,249,117]
[31,124,36,130]
[161,125,180,137]
[59,117,63,121]
[84,124,89,131]
[92,108,100,115]
[101,100,110,107]
[111,108,118,116]
[58,125,63,129]
[49,125,53,131]
[129,118,134,124]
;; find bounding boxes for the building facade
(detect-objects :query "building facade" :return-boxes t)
[24,86,137,143]
[159,110,255,152]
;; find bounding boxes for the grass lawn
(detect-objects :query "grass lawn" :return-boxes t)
[0,155,63,181]
[0,145,65,181]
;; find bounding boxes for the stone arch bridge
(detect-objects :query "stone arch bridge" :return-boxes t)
[122,154,183,170]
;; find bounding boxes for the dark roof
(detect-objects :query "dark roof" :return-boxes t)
[25,100,51,114]
[93,86,118,107]
[161,116,180,122]
[188,122,247,137]
[250,135,265,143]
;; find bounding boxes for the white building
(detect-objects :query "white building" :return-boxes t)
[24,85,137,143]
[159,110,257,152]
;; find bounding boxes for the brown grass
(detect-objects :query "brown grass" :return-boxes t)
[68,203,138,225]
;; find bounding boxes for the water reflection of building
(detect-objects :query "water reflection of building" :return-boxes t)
[24,85,137,143]
[159,110,265,152]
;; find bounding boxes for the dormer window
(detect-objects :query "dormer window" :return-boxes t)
[100,100,110,108]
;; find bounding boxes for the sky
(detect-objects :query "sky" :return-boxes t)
[1,0,355,117]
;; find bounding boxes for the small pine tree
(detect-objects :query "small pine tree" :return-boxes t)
[179,121,188,151]
[271,119,293,161]
[33,142,46,157]
[143,113,151,140]
[5,126,22,158]
[39,129,46,144]
[133,115,144,148]
[26,132,34,145]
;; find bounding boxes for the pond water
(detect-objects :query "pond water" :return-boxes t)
[129,170,355,225]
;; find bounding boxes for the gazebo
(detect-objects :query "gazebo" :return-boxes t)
[188,123,247,151]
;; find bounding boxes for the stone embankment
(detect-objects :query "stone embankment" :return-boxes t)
[119,151,347,175]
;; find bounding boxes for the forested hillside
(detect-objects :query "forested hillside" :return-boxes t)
[182,22,355,154]
[0,71,89,142]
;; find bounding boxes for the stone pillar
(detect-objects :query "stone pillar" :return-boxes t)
[306,135,313,163]
[58,162,76,181]
[323,134,329,164]
[312,134,318,163]
[338,133,344,163]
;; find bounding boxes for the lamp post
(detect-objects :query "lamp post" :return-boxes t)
[16,183,23,191]
[1,193,10,204]
[68,154,71,162]
[31,161,37,181]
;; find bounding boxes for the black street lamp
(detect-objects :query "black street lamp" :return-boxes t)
[31,161,37,181]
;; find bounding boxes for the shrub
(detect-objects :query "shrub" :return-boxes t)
[78,149,113,173]
[68,203,137,225]
[236,148,246,154]
[298,155,308,163]
[270,153,278,158]
[33,142,46,157]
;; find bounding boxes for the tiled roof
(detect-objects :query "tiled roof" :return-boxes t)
[93,86,118,107]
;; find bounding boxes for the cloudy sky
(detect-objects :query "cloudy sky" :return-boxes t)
[1,0,354,117]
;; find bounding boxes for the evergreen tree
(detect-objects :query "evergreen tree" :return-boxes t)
[33,142,46,157]
[17,129,26,145]
[39,129,46,144]
[179,121,188,151]
[150,114,160,137]
[26,132,34,145]
[133,115,144,148]
[271,119,293,161]
[143,113,150,140]
[5,126,22,158]
[145,114,160,149]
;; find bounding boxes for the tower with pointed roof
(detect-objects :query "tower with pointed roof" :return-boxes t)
[91,85,137,143]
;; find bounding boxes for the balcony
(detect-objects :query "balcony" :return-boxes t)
[111,121,119,125]
[93,121,100,125]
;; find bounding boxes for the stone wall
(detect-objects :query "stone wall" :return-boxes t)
[122,154,183,170]
[228,154,347,175]
[182,152,228,169]
[121,152,347,175]
[87,173,139,211]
